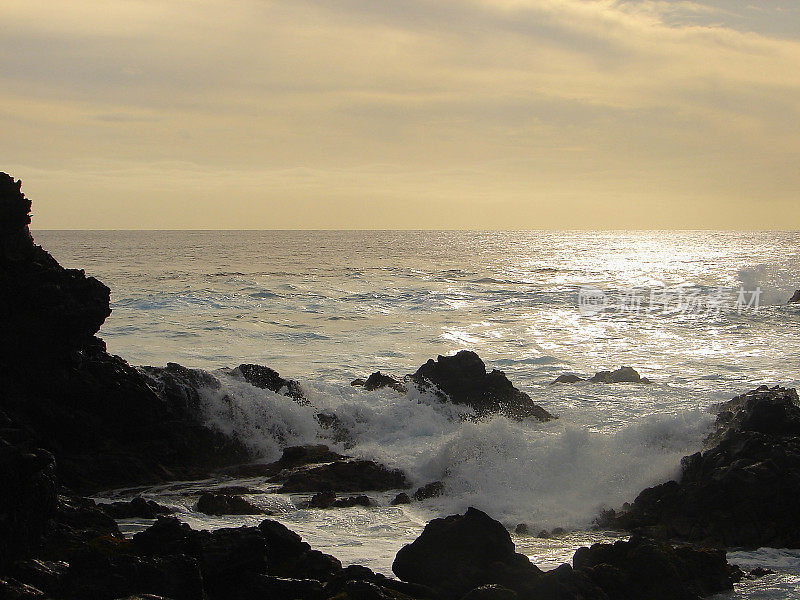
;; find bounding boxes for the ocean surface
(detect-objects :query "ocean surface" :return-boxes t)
[36,230,800,598]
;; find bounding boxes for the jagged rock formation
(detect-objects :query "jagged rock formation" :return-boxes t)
[411,351,554,421]
[0,173,250,491]
[604,385,800,548]
[790,290,800,304]
[552,366,651,384]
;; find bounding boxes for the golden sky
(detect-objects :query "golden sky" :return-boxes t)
[2,0,799,229]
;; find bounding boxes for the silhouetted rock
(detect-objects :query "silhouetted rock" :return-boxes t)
[573,535,736,599]
[219,444,346,478]
[392,507,542,599]
[352,372,407,393]
[196,493,269,516]
[410,351,554,421]
[461,584,518,600]
[301,491,372,509]
[606,385,800,547]
[227,363,305,401]
[552,373,584,384]
[789,290,800,304]
[589,367,650,384]
[97,497,173,520]
[413,481,444,501]
[390,493,411,505]
[278,460,410,493]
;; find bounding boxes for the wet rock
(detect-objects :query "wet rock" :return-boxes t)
[552,373,584,384]
[513,524,529,535]
[413,481,444,501]
[302,491,372,509]
[461,584,518,600]
[98,497,173,520]
[352,372,407,393]
[278,460,410,493]
[391,493,411,505]
[42,495,123,562]
[305,490,337,509]
[8,559,68,597]
[589,367,650,384]
[410,351,554,421]
[196,492,269,516]
[0,578,47,599]
[257,519,343,581]
[228,574,325,600]
[606,386,800,548]
[392,507,542,599]
[573,535,736,599]
[228,364,305,401]
[746,567,775,579]
[789,290,800,304]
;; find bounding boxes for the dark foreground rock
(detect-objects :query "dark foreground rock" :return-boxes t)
[411,351,554,421]
[605,385,800,548]
[789,290,800,304]
[393,507,734,600]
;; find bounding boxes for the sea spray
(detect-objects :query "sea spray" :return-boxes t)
[195,373,714,529]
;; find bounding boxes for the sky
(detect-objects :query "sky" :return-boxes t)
[1,0,799,229]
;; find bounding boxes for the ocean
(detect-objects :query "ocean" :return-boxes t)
[35,230,800,598]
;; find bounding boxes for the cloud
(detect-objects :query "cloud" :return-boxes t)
[1,0,798,228]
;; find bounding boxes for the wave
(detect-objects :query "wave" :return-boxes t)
[195,373,713,530]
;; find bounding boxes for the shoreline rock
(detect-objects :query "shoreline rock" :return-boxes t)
[552,367,651,385]
[603,385,800,548]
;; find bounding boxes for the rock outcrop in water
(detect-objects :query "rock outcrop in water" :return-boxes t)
[552,366,651,384]
[790,290,800,304]
[604,385,800,548]
[411,351,555,421]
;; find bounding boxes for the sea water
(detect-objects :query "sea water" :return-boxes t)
[36,230,800,598]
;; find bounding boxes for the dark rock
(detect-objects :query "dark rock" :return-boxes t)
[0,438,58,570]
[461,584,518,600]
[746,567,775,579]
[63,547,204,600]
[0,578,47,599]
[41,495,123,562]
[0,174,250,492]
[306,490,337,509]
[228,363,305,401]
[410,351,554,421]
[513,524,529,535]
[228,574,325,600]
[352,372,407,393]
[589,367,650,384]
[278,460,410,493]
[221,444,346,478]
[552,373,584,384]
[606,386,800,547]
[98,497,173,520]
[8,559,68,597]
[573,535,735,599]
[195,493,269,516]
[333,495,371,508]
[413,481,444,501]
[392,507,542,599]
[789,290,800,304]
[257,519,342,582]
[390,493,411,506]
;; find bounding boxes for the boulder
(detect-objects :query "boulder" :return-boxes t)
[605,385,800,547]
[789,290,800,304]
[573,535,736,600]
[413,481,444,501]
[351,372,407,393]
[301,491,371,509]
[410,351,554,421]
[278,460,410,493]
[589,367,650,384]
[552,373,584,384]
[390,493,411,506]
[196,493,270,516]
[97,498,173,520]
[228,364,305,401]
[392,507,542,599]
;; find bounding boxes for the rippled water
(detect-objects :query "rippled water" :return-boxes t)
[37,230,800,597]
